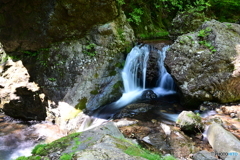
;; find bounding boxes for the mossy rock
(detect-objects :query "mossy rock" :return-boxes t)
[75,97,87,110]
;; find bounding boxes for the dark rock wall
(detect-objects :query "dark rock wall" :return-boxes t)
[0,0,118,52]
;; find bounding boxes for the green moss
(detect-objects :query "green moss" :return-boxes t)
[109,70,117,76]
[60,153,73,160]
[15,156,28,160]
[115,143,128,150]
[124,144,162,160]
[30,132,81,157]
[115,62,125,69]
[32,144,47,155]
[113,81,123,89]
[75,97,87,110]
[16,156,43,160]
[90,90,99,95]
[186,113,202,124]
[117,28,125,41]
[94,73,99,78]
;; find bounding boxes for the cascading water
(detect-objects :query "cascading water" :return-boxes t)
[153,45,176,96]
[91,44,176,120]
[122,44,150,92]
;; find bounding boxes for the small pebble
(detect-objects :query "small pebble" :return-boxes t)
[230,113,235,118]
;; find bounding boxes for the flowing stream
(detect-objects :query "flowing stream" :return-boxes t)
[0,43,177,159]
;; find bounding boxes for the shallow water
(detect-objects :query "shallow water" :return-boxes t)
[0,113,65,160]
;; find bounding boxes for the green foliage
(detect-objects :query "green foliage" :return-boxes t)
[197,27,216,53]
[127,8,144,25]
[21,48,49,58]
[21,50,39,57]
[157,0,210,12]
[48,77,56,82]
[197,27,211,37]
[116,0,125,5]
[209,0,240,22]
[117,28,125,41]
[15,156,42,160]
[83,43,96,57]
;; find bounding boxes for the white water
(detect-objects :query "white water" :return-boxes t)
[81,44,177,128]
[153,45,176,96]
[121,44,175,105]
[122,44,150,92]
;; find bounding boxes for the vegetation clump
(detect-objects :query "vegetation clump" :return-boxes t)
[75,97,88,110]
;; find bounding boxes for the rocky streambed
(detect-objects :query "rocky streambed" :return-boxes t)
[1,102,239,160]
[114,102,240,160]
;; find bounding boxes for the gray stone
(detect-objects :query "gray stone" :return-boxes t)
[169,10,208,40]
[193,150,218,160]
[34,11,134,112]
[165,20,240,107]
[207,123,240,159]
[25,122,147,160]
[176,111,203,133]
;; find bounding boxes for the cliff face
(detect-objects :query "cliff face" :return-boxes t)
[0,0,119,52]
[0,1,135,122]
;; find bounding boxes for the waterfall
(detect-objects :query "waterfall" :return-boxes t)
[121,44,175,97]
[122,44,150,92]
[92,44,176,120]
[153,45,176,96]
[80,43,177,130]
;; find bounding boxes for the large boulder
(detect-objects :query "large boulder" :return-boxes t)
[0,58,47,120]
[0,8,134,123]
[23,122,148,160]
[165,20,240,107]
[32,11,134,112]
[0,0,118,52]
